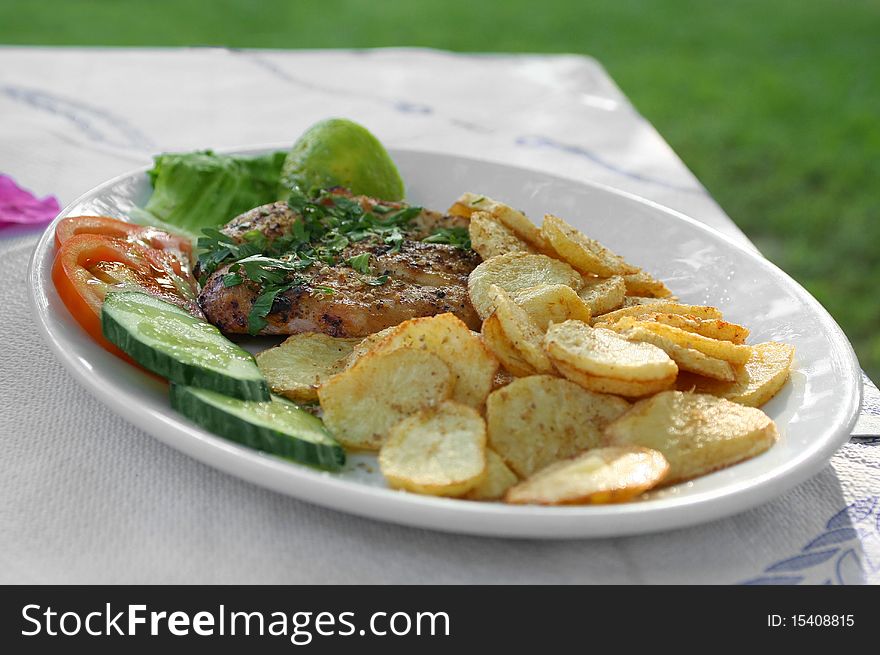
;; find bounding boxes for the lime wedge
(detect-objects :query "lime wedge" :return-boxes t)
[280,118,405,201]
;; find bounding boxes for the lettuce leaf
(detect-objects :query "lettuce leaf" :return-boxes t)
[137,150,286,241]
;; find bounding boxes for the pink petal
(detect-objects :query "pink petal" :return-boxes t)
[0,174,61,229]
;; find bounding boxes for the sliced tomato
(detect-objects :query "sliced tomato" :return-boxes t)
[52,233,201,352]
[54,215,193,267]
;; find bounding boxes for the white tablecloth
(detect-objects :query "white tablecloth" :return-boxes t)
[1,47,878,584]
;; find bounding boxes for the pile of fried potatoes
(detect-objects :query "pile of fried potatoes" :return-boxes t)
[256,193,795,505]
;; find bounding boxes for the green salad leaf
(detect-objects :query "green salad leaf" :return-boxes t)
[137,150,287,241]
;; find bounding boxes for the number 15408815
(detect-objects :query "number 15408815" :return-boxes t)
[768,614,855,628]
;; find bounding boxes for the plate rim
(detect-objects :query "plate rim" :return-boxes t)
[27,146,863,538]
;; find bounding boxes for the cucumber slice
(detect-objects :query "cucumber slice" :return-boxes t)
[170,384,345,470]
[102,291,269,401]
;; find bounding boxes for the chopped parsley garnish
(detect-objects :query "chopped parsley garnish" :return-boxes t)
[196,189,424,334]
[423,226,472,250]
[222,272,243,287]
[197,228,271,281]
[347,252,371,274]
[248,283,296,333]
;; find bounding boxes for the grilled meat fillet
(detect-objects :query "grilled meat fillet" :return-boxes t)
[199,196,480,337]
[219,191,467,246]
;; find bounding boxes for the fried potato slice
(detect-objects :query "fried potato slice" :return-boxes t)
[346,326,398,367]
[551,359,676,397]
[450,193,549,251]
[541,214,638,277]
[505,446,669,505]
[578,275,626,316]
[592,301,723,326]
[379,401,487,496]
[448,193,499,218]
[318,347,454,450]
[465,448,520,500]
[481,314,536,377]
[468,210,534,259]
[488,286,555,374]
[621,326,735,381]
[604,390,778,484]
[677,342,795,407]
[352,313,499,408]
[511,284,592,330]
[468,252,582,320]
[256,333,361,402]
[623,269,673,298]
[543,321,677,382]
[486,375,630,478]
[447,195,480,218]
[609,318,752,365]
[621,296,672,308]
[634,312,749,344]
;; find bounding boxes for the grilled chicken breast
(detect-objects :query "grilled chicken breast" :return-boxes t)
[219,192,467,245]
[199,195,480,337]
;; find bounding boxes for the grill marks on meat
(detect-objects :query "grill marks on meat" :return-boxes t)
[199,196,481,337]
[343,239,478,287]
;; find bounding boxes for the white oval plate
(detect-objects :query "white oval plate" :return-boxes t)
[29,148,862,538]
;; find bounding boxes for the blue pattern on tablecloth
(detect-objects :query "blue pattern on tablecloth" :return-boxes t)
[1,84,155,151]
[741,496,880,584]
[515,134,707,194]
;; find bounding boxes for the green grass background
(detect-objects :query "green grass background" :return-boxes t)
[3,0,878,379]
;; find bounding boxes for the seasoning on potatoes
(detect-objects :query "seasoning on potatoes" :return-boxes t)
[578,275,626,317]
[352,313,499,408]
[465,448,520,501]
[511,284,592,330]
[256,333,360,402]
[468,210,534,259]
[622,269,673,298]
[491,368,516,390]
[451,193,548,252]
[619,325,736,382]
[379,401,487,497]
[505,446,669,505]
[487,285,554,374]
[609,318,752,365]
[544,321,677,382]
[468,252,582,320]
[481,313,537,377]
[592,302,723,326]
[677,342,795,407]
[486,375,630,478]
[621,296,669,308]
[541,213,638,277]
[629,312,750,344]
[604,390,779,485]
[345,326,398,367]
[551,358,676,397]
[318,347,453,450]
